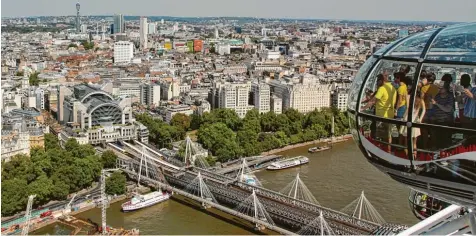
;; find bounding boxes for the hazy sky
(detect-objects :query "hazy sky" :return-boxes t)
[2,0,476,22]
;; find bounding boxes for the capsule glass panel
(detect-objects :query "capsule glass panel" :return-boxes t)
[386,29,438,59]
[426,23,476,62]
[348,57,377,111]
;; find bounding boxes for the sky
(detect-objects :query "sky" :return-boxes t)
[2,0,476,22]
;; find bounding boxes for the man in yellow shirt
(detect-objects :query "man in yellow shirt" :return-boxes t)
[363,73,397,152]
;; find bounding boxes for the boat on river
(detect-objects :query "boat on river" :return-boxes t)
[267,156,309,170]
[122,191,170,212]
[308,146,331,153]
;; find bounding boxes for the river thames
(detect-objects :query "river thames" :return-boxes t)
[35,141,418,235]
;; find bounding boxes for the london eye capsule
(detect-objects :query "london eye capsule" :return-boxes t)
[347,23,476,209]
[408,189,450,220]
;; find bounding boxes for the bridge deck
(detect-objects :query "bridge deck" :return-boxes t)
[121,168,296,235]
[117,143,380,234]
[216,155,281,174]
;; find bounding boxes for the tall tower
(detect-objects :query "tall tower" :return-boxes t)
[215,27,219,39]
[139,17,148,50]
[75,2,81,33]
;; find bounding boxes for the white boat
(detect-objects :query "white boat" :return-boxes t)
[267,156,309,170]
[308,146,331,153]
[122,191,170,212]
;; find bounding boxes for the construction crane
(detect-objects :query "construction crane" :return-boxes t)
[100,169,118,235]
[21,195,36,236]
[63,193,77,220]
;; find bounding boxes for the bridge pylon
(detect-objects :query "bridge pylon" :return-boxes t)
[298,210,334,235]
[235,189,275,231]
[185,172,217,209]
[279,172,320,205]
[236,158,262,186]
[341,190,386,225]
[184,136,210,168]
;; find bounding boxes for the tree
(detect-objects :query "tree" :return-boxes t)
[101,150,118,169]
[190,114,202,130]
[81,41,94,50]
[45,133,60,150]
[106,172,126,195]
[28,174,53,206]
[170,113,191,131]
[261,112,278,132]
[68,43,78,48]
[201,109,241,131]
[2,178,28,216]
[29,72,40,86]
[15,71,24,76]
[197,123,242,161]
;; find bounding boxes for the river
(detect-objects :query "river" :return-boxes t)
[35,141,418,235]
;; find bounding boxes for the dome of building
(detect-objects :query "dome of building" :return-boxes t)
[347,22,476,209]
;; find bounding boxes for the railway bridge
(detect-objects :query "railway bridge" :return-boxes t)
[109,140,386,235]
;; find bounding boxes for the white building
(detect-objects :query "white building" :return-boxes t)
[252,82,270,114]
[114,41,134,64]
[139,17,148,49]
[216,43,230,55]
[165,105,194,123]
[80,24,87,33]
[148,22,156,34]
[35,87,45,110]
[270,75,331,113]
[196,101,211,115]
[263,50,281,60]
[332,88,349,111]
[1,122,30,162]
[218,82,253,118]
[140,83,161,106]
[271,96,282,114]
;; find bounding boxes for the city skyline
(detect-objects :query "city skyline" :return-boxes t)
[2,0,476,22]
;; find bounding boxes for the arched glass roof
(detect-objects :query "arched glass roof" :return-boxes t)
[380,22,476,63]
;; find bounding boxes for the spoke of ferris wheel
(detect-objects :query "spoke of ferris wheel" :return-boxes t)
[340,191,386,225]
[297,211,335,236]
[184,172,217,202]
[235,158,262,186]
[234,190,275,225]
[279,173,320,205]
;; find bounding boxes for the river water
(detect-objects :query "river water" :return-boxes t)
[36,141,418,235]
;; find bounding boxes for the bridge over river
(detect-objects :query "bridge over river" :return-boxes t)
[108,140,388,235]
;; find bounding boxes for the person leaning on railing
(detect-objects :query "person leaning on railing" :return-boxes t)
[430,81,455,150]
[460,74,476,130]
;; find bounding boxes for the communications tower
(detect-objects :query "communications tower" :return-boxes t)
[76,2,81,33]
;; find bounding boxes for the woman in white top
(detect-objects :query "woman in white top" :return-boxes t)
[401,91,426,159]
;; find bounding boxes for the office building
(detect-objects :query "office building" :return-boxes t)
[218,82,253,118]
[269,74,331,113]
[148,22,157,34]
[80,24,87,33]
[113,41,134,64]
[35,88,45,110]
[270,96,282,114]
[252,82,271,114]
[140,17,148,49]
[216,43,231,55]
[331,88,349,111]
[140,83,161,106]
[165,105,194,123]
[113,14,125,34]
